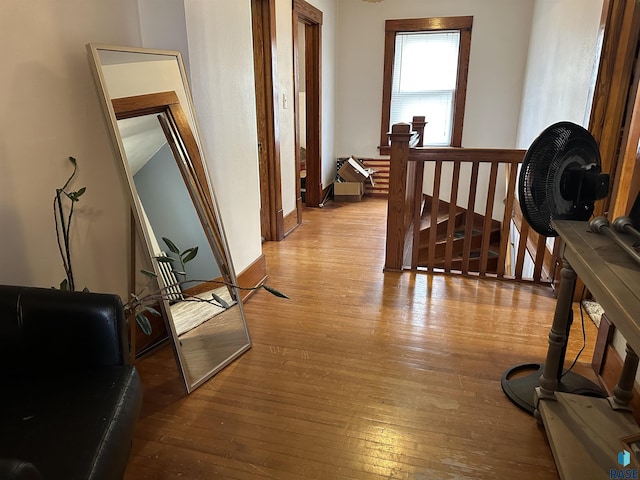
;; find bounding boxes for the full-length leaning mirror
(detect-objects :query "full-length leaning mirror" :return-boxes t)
[86,44,251,393]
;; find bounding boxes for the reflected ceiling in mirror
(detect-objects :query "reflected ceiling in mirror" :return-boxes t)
[87,44,251,393]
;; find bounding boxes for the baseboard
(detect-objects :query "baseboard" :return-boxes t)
[236,254,268,301]
[284,208,300,237]
[182,254,267,302]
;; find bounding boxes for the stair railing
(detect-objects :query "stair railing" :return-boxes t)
[384,119,555,283]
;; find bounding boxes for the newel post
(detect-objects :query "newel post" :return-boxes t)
[412,116,426,146]
[385,123,414,271]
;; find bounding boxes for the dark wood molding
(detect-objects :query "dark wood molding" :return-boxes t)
[283,208,300,237]
[384,16,473,33]
[293,0,323,208]
[588,0,640,217]
[379,16,473,149]
[452,27,472,147]
[182,254,268,303]
[293,0,322,24]
[236,254,268,301]
[252,0,285,240]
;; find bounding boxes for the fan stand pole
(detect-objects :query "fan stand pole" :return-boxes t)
[501,256,604,415]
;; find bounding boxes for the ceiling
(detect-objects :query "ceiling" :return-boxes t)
[118,115,168,175]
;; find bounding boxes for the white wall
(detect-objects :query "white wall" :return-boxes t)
[516,0,604,147]
[1,0,263,299]
[137,0,190,75]
[510,0,603,278]
[0,1,142,297]
[313,0,338,191]
[336,0,535,160]
[335,0,534,223]
[184,0,262,274]
[276,0,298,216]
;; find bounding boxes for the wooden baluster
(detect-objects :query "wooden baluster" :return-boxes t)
[515,221,530,280]
[461,162,479,274]
[533,234,547,282]
[385,123,414,271]
[410,161,424,270]
[444,161,461,272]
[427,162,443,271]
[407,116,427,269]
[479,162,499,276]
[497,164,518,278]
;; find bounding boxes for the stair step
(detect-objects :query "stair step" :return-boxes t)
[426,251,501,273]
[416,193,503,273]
[418,228,501,261]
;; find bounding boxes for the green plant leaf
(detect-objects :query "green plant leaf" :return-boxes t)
[143,306,161,317]
[211,292,230,308]
[140,269,158,278]
[155,256,174,263]
[262,284,289,299]
[59,279,68,291]
[68,156,77,167]
[74,187,87,199]
[135,313,153,336]
[181,246,199,263]
[162,237,180,254]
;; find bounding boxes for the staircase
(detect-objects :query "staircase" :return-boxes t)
[416,195,502,272]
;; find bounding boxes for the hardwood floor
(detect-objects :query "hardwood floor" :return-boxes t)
[125,197,598,479]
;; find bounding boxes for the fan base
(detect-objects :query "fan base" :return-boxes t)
[501,363,605,415]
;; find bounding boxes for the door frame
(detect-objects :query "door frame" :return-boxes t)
[293,0,323,208]
[251,0,284,240]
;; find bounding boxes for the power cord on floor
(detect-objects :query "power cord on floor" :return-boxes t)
[561,286,587,377]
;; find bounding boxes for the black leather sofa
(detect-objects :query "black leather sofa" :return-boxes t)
[0,285,143,480]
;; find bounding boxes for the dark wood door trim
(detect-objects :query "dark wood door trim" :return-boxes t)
[252,0,284,240]
[293,0,322,208]
[588,0,640,217]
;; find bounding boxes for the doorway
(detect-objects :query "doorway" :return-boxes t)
[293,0,323,208]
[251,0,323,241]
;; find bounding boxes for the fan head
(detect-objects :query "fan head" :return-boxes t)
[519,121,609,237]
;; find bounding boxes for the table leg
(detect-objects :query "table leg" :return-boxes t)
[537,257,577,398]
[610,343,639,411]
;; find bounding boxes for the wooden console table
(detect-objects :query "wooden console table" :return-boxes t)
[535,220,640,478]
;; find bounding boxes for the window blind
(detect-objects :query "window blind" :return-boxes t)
[390,31,461,146]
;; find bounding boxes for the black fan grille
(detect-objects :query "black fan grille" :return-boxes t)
[519,122,600,237]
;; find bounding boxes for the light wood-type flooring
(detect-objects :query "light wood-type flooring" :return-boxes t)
[125,197,599,479]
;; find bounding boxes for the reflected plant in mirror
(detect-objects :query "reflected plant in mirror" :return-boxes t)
[126,236,287,336]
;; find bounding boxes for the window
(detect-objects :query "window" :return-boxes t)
[380,17,473,151]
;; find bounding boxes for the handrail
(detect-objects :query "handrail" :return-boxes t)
[384,120,553,283]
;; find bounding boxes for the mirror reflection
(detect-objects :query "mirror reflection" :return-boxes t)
[87,44,251,393]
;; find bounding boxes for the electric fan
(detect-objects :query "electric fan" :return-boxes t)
[501,121,610,415]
